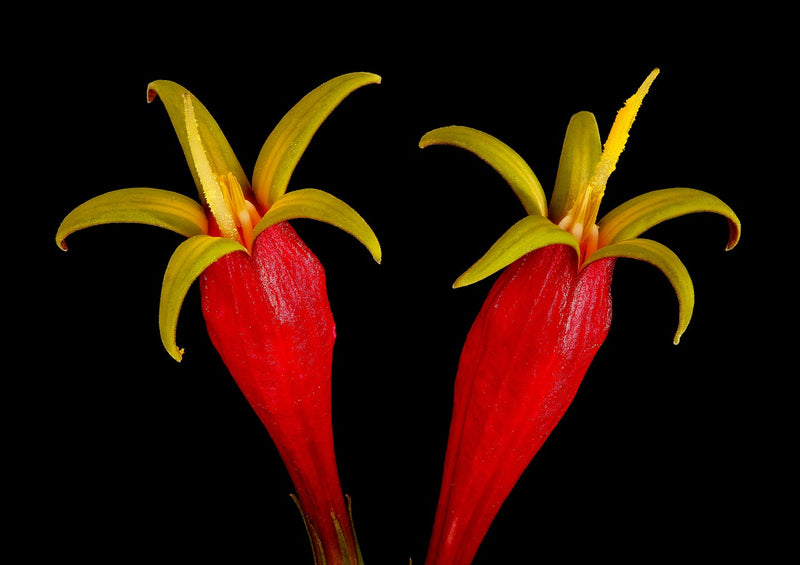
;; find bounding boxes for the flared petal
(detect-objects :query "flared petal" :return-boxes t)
[252,72,382,209]
[252,188,382,263]
[454,214,579,288]
[598,187,741,250]
[419,125,548,217]
[159,234,247,361]
[147,80,251,203]
[549,111,602,223]
[585,237,694,344]
[56,187,208,250]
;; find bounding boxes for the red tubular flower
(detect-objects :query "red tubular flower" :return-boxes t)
[200,220,356,564]
[419,69,740,565]
[56,73,381,564]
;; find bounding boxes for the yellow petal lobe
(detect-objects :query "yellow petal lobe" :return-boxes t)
[56,188,208,250]
[549,111,602,223]
[419,126,548,217]
[454,215,579,288]
[252,72,382,209]
[160,235,247,361]
[597,187,741,250]
[253,188,382,263]
[585,238,694,344]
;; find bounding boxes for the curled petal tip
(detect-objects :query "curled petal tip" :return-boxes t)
[169,346,185,363]
[418,130,441,149]
[146,84,158,103]
[725,221,741,251]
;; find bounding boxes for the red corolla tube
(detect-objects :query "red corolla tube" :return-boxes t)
[57,73,382,564]
[419,69,740,565]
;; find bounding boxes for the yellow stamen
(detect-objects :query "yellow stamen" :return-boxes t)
[561,68,660,255]
[183,95,263,250]
[183,94,239,240]
[587,68,659,205]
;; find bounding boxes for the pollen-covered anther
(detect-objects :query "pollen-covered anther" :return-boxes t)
[557,68,660,263]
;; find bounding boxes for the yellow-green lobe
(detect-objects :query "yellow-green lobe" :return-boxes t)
[549,111,602,223]
[419,126,548,217]
[253,188,382,263]
[454,215,579,288]
[597,187,741,250]
[252,72,382,209]
[585,238,694,344]
[159,235,247,361]
[56,187,207,250]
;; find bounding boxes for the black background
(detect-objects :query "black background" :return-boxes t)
[16,6,792,563]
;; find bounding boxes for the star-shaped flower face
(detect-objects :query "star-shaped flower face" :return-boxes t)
[56,72,382,360]
[420,68,740,344]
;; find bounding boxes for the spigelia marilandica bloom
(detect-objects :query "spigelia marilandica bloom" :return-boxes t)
[56,72,382,565]
[419,69,740,565]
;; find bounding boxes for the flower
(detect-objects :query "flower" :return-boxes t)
[419,69,740,565]
[56,72,381,565]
